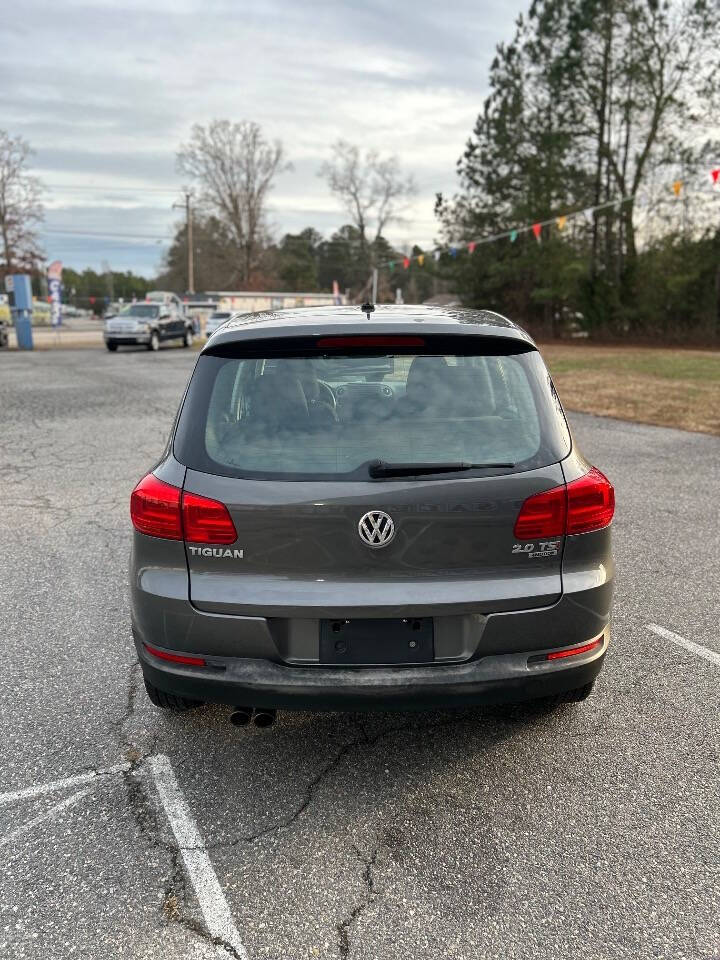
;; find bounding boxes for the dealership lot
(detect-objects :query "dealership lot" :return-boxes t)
[1,348,718,960]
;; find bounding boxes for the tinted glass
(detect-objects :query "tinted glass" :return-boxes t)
[174,345,570,480]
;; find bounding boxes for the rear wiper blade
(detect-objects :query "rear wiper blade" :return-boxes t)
[368,460,515,478]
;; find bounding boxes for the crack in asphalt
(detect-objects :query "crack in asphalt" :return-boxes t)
[337,841,380,958]
[203,720,413,851]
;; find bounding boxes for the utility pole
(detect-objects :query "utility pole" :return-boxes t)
[174,192,194,294]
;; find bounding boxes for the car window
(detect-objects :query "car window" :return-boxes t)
[175,344,571,480]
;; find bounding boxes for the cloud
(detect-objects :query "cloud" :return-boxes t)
[6,0,527,274]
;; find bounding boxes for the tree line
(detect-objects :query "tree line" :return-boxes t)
[436,0,720,340]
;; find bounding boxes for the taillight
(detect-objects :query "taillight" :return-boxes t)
[182,490,237,544]
[513,484,566,539]
[566,467,615,534]
[514,467,614,540]
[131,474,237,544]
[316,336,425,348]
[546,635,603,660]
[130,474,183,540]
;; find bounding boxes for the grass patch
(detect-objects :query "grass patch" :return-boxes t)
[540,343,720,435]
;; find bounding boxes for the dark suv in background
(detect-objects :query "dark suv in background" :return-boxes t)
[129,305,614,722]
[105,302,194,352]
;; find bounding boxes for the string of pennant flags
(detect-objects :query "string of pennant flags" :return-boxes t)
[379,166,720,271]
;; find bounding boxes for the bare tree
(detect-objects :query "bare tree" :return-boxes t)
[177,120,290,285]
[319,141,416,266]
[0,131,44,275]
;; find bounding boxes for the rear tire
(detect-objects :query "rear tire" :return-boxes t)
[106,341,118,352]
[147,330,160,352]
[143,678,202,712]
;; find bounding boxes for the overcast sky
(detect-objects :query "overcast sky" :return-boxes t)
[2,0,527,277]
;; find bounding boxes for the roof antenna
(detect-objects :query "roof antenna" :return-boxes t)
[361,301,375,316]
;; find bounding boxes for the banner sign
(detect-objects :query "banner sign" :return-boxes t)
[47,260,63,327]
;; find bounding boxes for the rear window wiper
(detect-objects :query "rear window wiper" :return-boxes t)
[368,460,515,478]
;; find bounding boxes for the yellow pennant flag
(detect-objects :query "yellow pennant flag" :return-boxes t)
[556,215,567,231]
[673,180,683,196]
[417,254,424,266]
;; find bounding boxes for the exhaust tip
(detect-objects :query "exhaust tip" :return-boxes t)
[253,708,277,728]
[230,707,253,727]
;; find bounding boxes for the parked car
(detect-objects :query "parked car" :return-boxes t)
[104,302,194,351]
[204,310,232,339]
[130,304,614,724]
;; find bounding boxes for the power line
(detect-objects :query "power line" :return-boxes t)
[42,227,172,241]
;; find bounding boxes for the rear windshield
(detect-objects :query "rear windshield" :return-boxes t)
[174,342,571,480]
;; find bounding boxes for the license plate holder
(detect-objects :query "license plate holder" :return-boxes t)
[319,618,434,665]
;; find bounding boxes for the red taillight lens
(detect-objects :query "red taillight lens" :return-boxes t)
[130,474,183,540]
[143,642,206,667]
[514,467,614,540]
[546,635,603,660]
[566,467,615,535]
[513,484,566,539]
[182,490,237,544]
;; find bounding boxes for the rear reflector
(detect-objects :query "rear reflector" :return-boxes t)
[131,473,237,544]
[546,636,603,660]
[316,336,425,348]
[130,474,183,540]
[143,642,206,667]
[514,466,614,540]
[182,490,237,544]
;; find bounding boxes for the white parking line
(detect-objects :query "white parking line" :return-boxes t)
[148,754,248,960]
[0,762,130,807]
[0,788,92,848]
[646,623,720,668]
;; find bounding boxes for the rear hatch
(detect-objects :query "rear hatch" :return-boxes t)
[174,334,572,618]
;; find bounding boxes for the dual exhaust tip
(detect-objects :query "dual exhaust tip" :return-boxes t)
[230,706,277,728]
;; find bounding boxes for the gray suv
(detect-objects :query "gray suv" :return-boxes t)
[130,305,614,722]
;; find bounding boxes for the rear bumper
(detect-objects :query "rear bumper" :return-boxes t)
[105,332,151,344]
[136,629,608,711]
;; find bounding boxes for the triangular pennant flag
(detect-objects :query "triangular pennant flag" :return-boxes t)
[388,260,394,270]
[556,216,567,231]
[672,180,683,197]
[509,229,518,243]
[532,223,542,241]
[433,250,441,261]
[712,169,719,184]
[450,246,458,257]
[402,257,410,269]
[417,254,424,266]
[468,241,476,254]
[582,208,595,224]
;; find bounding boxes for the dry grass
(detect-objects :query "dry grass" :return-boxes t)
[540,343,720,436]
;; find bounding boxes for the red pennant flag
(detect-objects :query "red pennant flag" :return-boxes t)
[712,169,720,184]
[468,241,476,254]
[532,222,542,241]
[402,257,410,269]
[89,296,95,304]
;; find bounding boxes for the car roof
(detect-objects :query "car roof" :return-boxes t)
[203,304,535,350]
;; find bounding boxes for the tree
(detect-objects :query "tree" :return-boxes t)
[275,228,322,291]
[0,131,44,276]
[176,120,290,285]
[319,141,416,274]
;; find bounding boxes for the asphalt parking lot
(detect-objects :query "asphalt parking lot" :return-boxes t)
[1,347,718,960]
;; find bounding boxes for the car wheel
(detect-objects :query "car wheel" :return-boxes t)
[106,341,118,352]
[143,678,202,712]
[182,328,193,348]
[147,330,160,352]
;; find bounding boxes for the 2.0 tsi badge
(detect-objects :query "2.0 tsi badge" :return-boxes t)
[358,510,395,548]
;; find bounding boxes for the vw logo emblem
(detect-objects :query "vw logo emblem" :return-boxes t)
[358,510,395,548]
